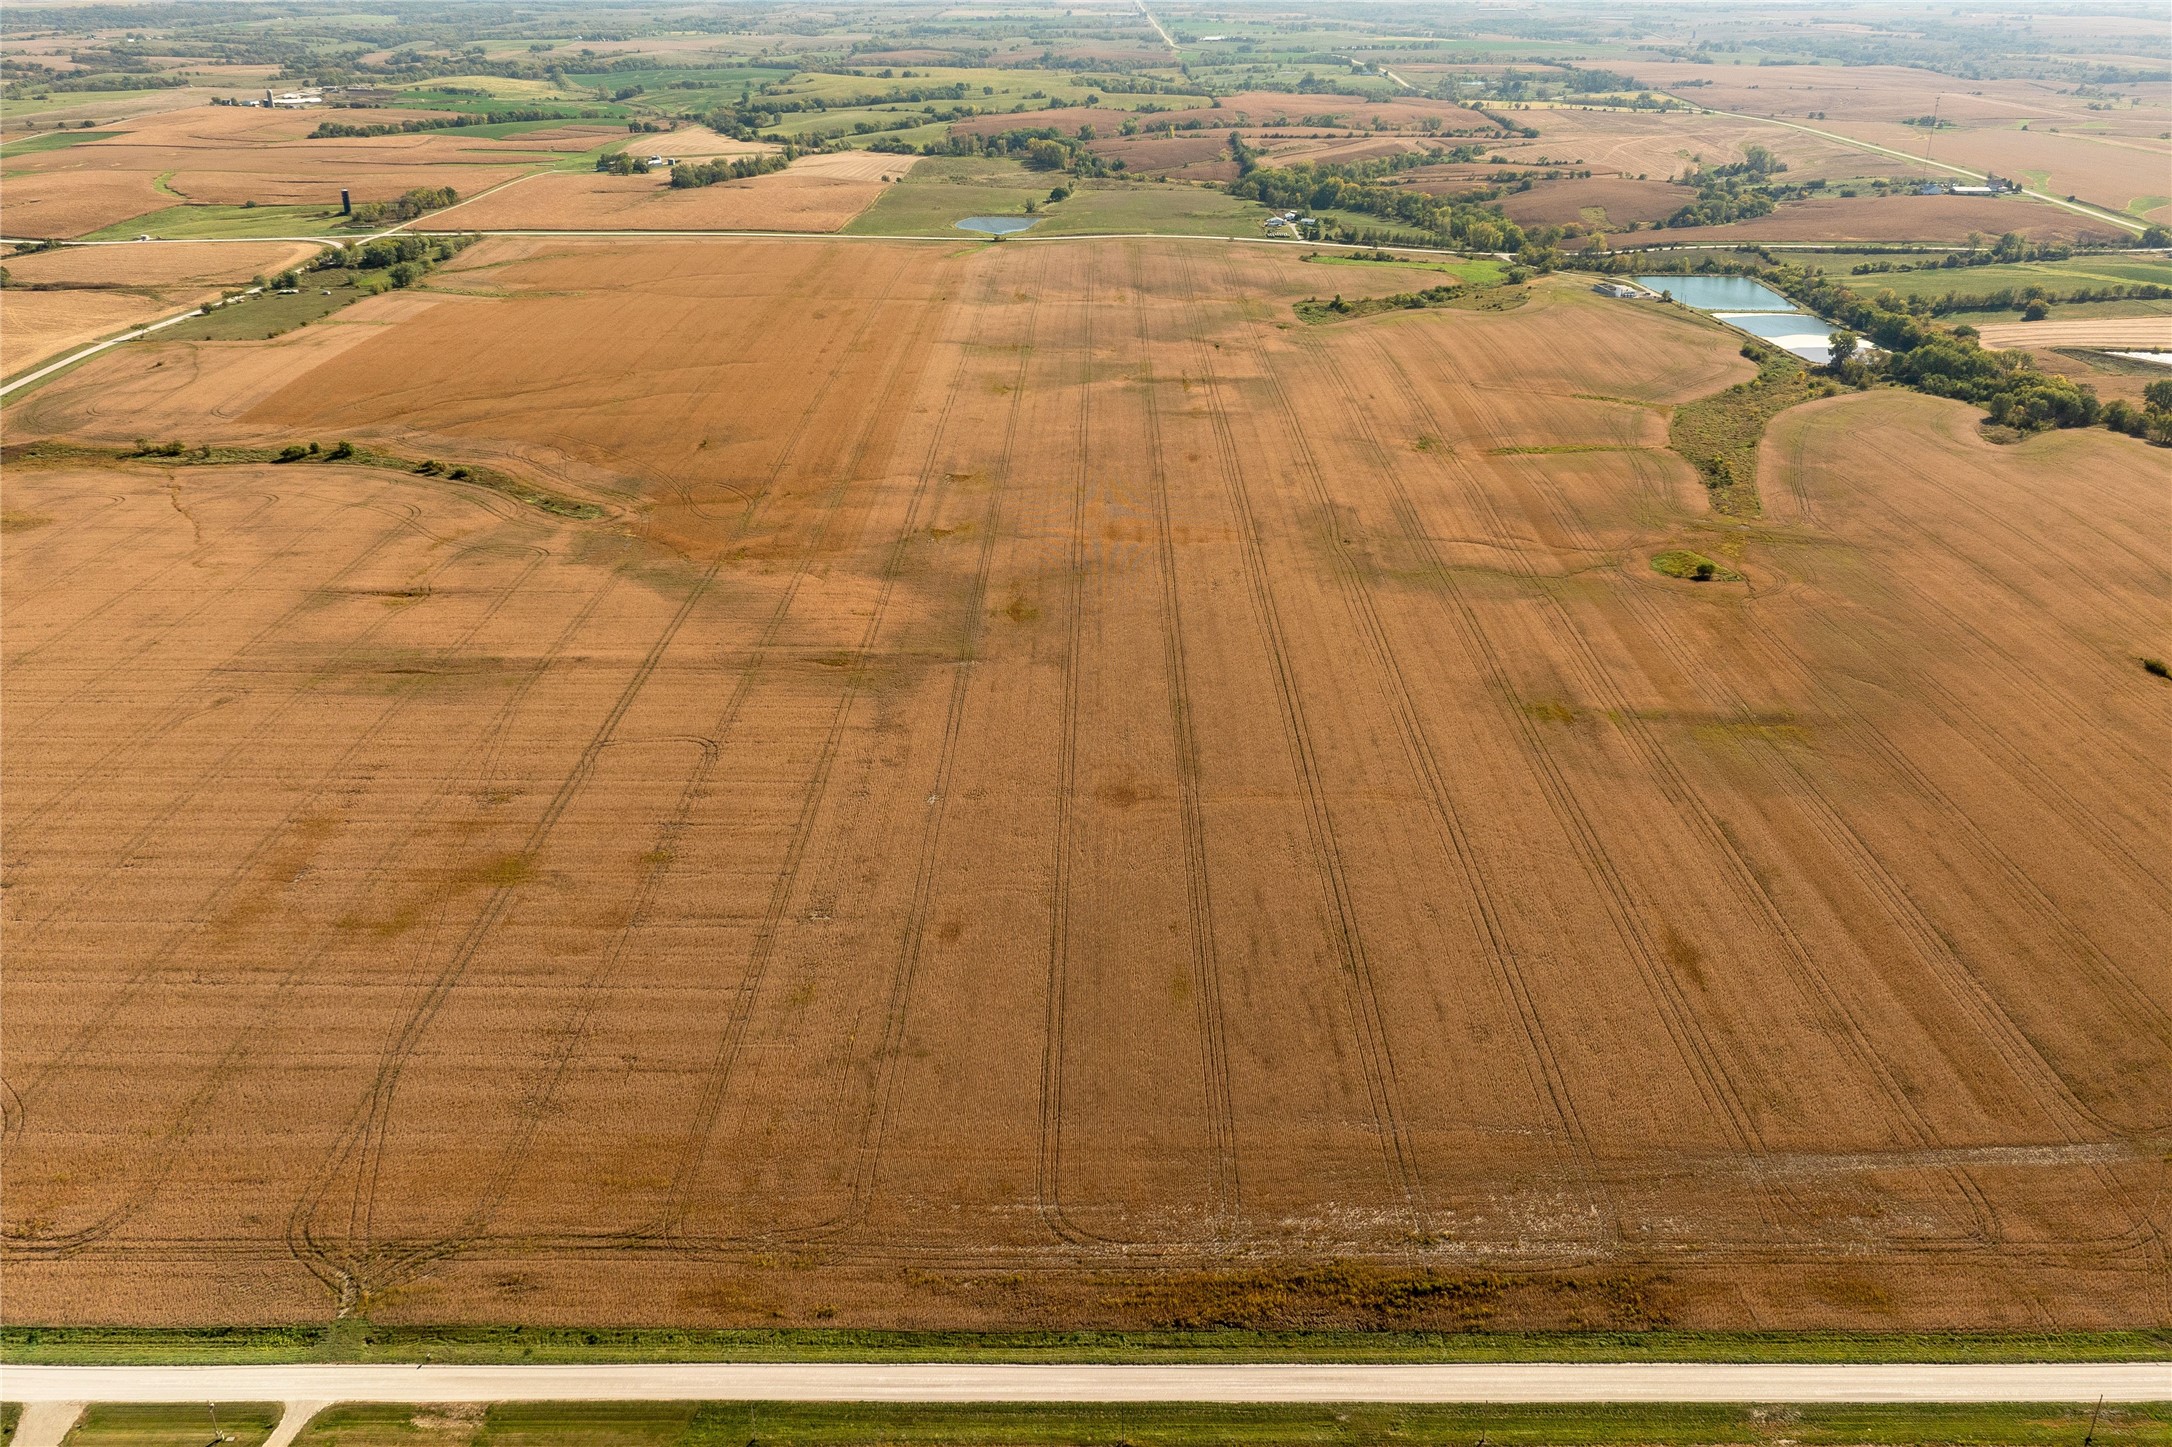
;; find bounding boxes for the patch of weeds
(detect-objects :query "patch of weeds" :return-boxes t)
[1294,282,1526,325]
[1108,1262,1504,1331]
[1668,350,1822,518]
[1652,549,1743,582]
[2143,657,2170,679]
[1,509,54,532]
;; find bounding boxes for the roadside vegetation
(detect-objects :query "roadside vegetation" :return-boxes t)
[264,1400,2172,1447]
[5,1324,2165,1365]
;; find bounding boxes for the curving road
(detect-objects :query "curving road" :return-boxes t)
[3,1360,2167,1404]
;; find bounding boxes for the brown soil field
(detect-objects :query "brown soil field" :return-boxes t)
[1632,64,2172,215]
[415,151,911,232]
[0,106,619,236]
[1085,132,1234,181]
[0,239,320,289]
[1975,317,2172,350]
[1257,134,1432,167]
[2,241,2166,1332]
[1,241,320,376]
[2,290,179,376]
[1216,91,1501,133]
[1626,193,2103,246]
[1499,108,1932,185]
[0,169,174,241]
[951,107,1141,140]
[1497,176,1685,229]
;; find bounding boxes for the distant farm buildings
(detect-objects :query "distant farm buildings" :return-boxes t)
[1592,281,1642,298]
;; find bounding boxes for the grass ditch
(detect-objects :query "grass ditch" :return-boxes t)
[1668,345,1838,517]
[4,440,603,520]
[232,1401,2172,1446]
[4,1324,2165,1365]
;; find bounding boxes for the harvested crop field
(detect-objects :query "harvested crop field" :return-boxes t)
[419,152,912,232]
[1974,316,2172,350]
[1627,193,2104,245]
[1,241,324,377]
[1496,176,1684,228]
[0,106,625,236]
[3,239,2166,1332]
[0,239,321,290]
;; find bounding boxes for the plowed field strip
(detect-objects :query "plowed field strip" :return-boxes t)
[7,542,561,1257]
[10,494,471,1098]
[1176,249,1422,1232]
[1038,251,1099,1247]
[841,251,1050,1241]
[290,249,928,1281]
[1202,304,1627,1239]
[1387,327,2006,1245]
[1475,435,2162,1261]
[320,246,878,1274]
[1132,244,1240,1229]
[9,487,357,818]
[649,262,962,1247]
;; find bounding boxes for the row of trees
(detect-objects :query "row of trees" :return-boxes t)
[1226,148,1531,253]
[1795,266,2154,439]
[347,186,456,226]
[667,152,794,188]
[867,126,1110,179]
[310,108,599,139]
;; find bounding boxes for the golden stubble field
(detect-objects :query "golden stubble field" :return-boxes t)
[3,239,2166,1331]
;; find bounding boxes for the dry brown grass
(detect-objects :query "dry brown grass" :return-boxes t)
[2,242,2164,1331]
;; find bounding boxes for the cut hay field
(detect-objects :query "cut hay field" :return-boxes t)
[2,239,2165,1334]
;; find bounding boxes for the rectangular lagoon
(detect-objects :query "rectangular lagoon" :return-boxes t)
[1635,275,1797,311]
[1715,311,1843,365]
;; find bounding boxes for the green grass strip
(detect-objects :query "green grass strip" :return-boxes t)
[1668,348,1832,518]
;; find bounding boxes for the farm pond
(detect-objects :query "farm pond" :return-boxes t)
[1637,274,1846,365]
[957,216,1038,235]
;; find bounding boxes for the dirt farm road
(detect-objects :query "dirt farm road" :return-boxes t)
[5,1362,2169,1411]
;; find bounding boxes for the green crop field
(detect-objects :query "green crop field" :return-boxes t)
[82,204,350,241]
[0,128,119,157]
